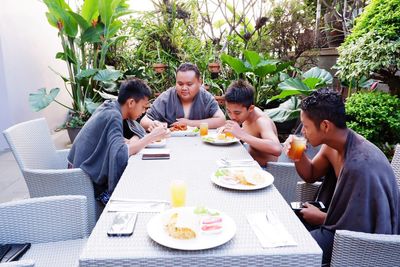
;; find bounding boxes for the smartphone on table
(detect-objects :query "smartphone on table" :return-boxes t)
[107,212,138,237]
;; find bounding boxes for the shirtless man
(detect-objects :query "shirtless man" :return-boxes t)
[223,80,281,166]
[285,88,399,265]
[140,63,226,131]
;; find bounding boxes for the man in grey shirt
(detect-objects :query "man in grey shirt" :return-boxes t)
[141,63,225,131]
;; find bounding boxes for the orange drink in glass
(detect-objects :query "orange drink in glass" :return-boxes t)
[287,135,307,161]
[199,122,208,136]
[170,180,187,207]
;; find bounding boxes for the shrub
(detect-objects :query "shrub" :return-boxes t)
[345,91,400,158]
[336,0,400,96]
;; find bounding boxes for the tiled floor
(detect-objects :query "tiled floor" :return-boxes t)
[0,130,70,204]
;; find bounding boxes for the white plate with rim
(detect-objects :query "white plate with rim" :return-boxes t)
[146,139,167,148]
[201,134,240,145]
[170,126,199,137]
[211,167,274,190]
[147,206,236,250]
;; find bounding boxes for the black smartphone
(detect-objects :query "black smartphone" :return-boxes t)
[290,201,325,211]
[107,212,138,237]
[142,154,170,160]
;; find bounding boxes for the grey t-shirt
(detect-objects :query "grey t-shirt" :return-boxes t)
[146,87,220,126]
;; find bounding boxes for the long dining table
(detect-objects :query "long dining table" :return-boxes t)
[79,135,322,266]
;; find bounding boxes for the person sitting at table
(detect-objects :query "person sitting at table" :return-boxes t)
[222,80,281,167]
[68,78,170,205]
[284,88,399,265]
[140,62,226,131]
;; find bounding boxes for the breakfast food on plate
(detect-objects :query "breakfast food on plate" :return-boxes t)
[165,213,196,239]
[215,168,264,186]
[200,215,223,234]
[170,124,187,132]
[217,133,226,140]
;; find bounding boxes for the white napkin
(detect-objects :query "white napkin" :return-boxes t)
[247,211,297,248]
[107,199,170,213]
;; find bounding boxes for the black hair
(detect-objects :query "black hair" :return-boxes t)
[118,78,152,104]
[176,62,201,79]
[224,80,254,108]
[300,88,347,129]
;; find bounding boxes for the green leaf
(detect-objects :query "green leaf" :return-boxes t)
[68,11,90,31]
[81,0,99,23]
[270,89,303,101]
[43,0,78,38]
[302,77,321,90]
[221,54,247,74]
[45,12,58,28]
[276,62,292,72]
[244,50,260,68]
[302,67,333,87]
[76,68,98,80]
[278,78,310,91]
[99,0,121,28]
[108,20,123,38]
[84,98,100,114]
[100,81,118,92]
[264,97,301,123]
[81,24,104,43]
[254,63,277,77]
[29,88,60,111]
[93,69,122,82]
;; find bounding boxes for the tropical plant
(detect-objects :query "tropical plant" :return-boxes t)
[335,0,400,96]
[346,91,400,159]
[221,50,292,108]
[265,67,333,123]
[29,0,130,127]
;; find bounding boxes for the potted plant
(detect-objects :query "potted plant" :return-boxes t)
[28,0,130,143]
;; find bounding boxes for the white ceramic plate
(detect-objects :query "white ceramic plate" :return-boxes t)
[146,139,167,148]
[170,126,199,137]
[147,207,236,250]
[211,167,274,190]
[202,134,239,145]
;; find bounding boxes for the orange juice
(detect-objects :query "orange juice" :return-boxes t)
[288,135,307,161]
[200,123,208,136]
[170,180,187,207]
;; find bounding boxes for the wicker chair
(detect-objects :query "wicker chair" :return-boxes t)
[267,162,302,203]
[2,118,97,230]
[0,195,89,266]
[391,144,400,187]
[331,230,400,267]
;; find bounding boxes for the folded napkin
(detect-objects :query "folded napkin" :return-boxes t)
[108,199,170,213]
[247,211,297,248]
[216,159,259,168]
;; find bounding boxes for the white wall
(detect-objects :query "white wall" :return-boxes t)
[0,0,70,150]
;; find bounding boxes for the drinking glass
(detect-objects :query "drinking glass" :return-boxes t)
[199,122,208,136]
[170,179,187,207]
[287,135,307,161]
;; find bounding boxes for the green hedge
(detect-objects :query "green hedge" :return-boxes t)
[345,91,400,158]
[345,0,400,44]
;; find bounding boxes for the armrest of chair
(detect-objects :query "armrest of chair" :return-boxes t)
[0,195,88,244]
[331,230,400,267]
[22,168,96,231]
[295,181,321,202]
[0,260,35,267]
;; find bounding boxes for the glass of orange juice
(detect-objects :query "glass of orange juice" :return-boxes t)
[287,135,307,161]
[170,179,187,207]
[199,122,208,136]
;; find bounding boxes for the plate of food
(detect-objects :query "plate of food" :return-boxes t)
[146,139,167,148]
[147,206,236,250]
[202,133,239,145]
[211,167,274,190]
[170,124,199,137]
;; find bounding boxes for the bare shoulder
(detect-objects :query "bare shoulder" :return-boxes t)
[317,144,335,162]
[254,108,277,134]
